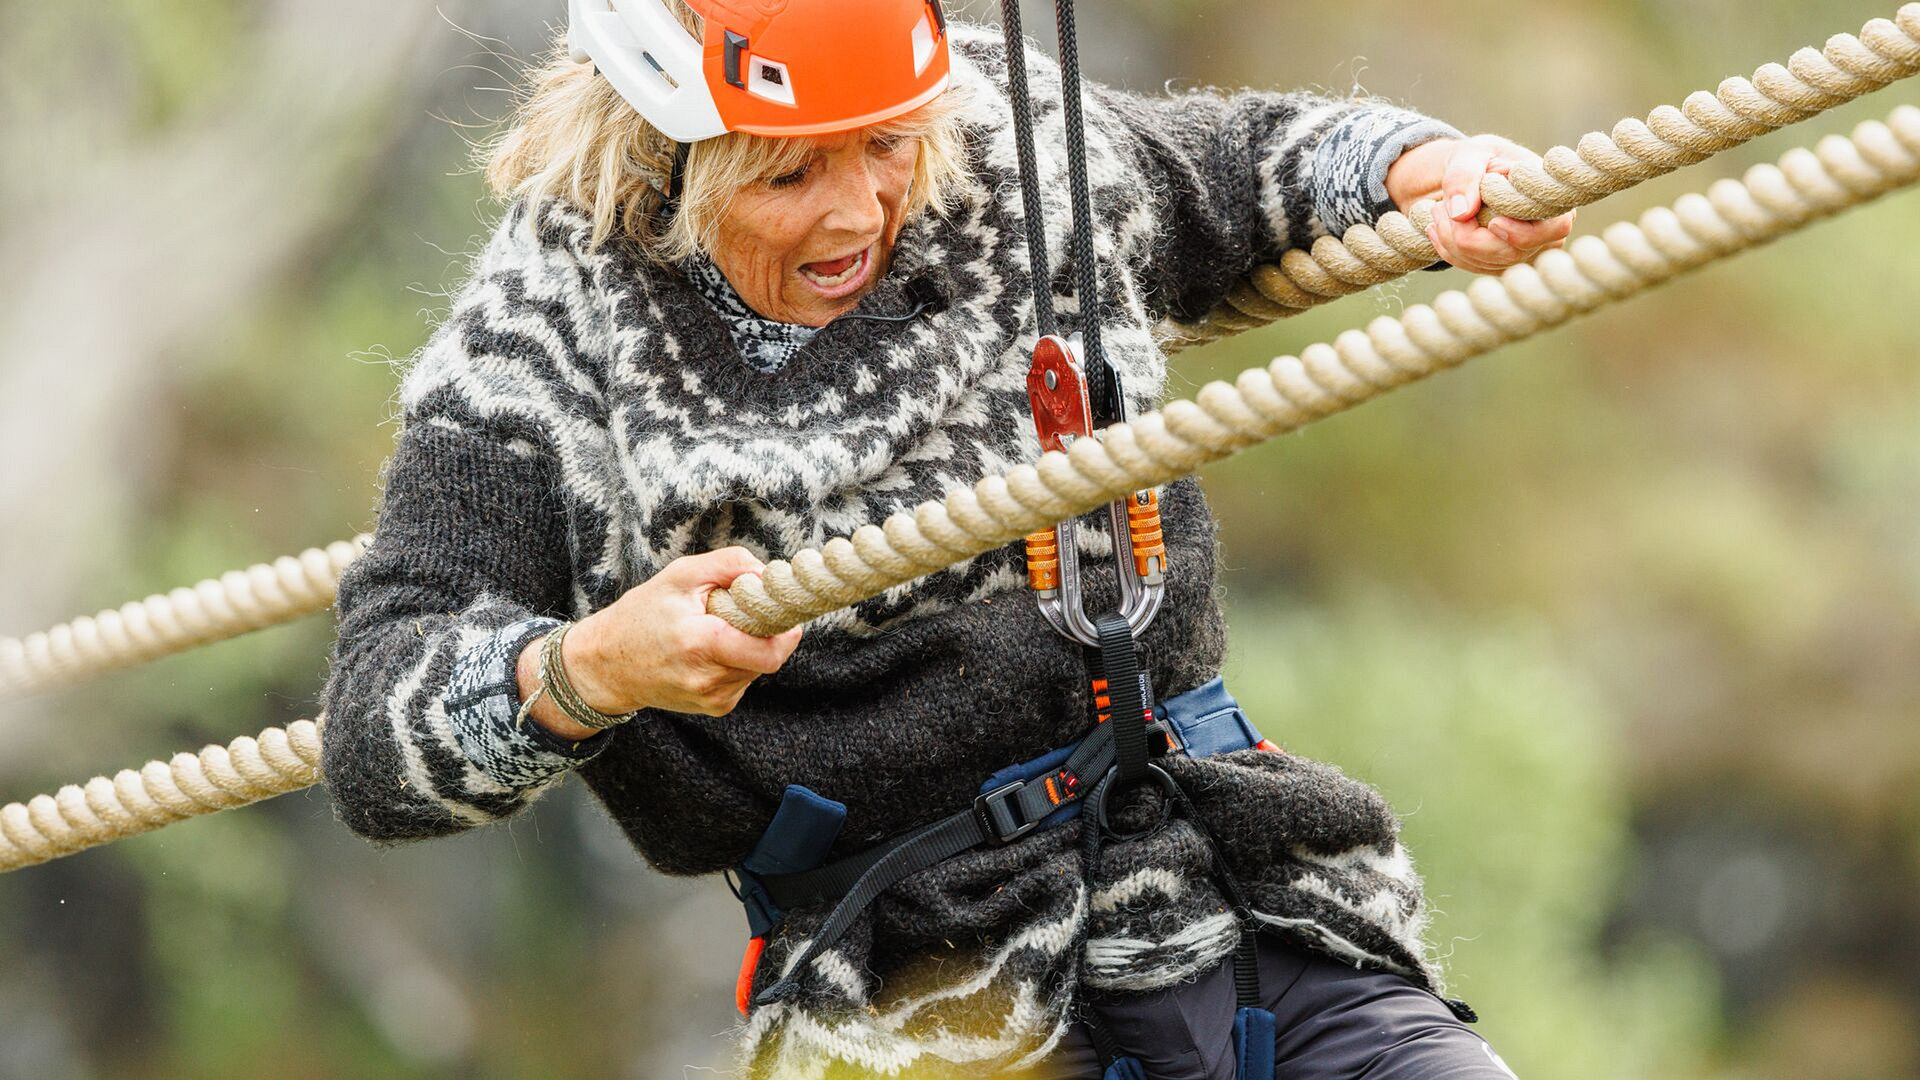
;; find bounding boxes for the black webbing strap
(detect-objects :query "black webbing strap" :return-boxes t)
[759,715,1169,914]
[1158,767,1272,1014]
[664,139,691,205]
[753,811,987,1006]
[1081,1009,1125,1070]
[762,621,1154,917]
[1232,930,1262,1010]
[750,724,1165,1006]
[1095,612,1149,783]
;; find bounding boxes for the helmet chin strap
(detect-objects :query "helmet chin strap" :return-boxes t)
[663,139,692,210]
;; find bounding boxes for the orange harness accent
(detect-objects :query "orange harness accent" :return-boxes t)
[736,936,768,1015]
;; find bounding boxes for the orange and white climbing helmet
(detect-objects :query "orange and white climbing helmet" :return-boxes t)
[568,0,952,142]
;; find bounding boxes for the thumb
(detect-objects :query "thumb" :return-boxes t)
[1442,140,1498,222]
[660,546,768,592]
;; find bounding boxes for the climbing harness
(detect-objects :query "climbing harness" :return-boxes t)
[729,675,1270,987]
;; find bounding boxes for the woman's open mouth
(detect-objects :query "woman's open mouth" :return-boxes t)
[797,247,873,299]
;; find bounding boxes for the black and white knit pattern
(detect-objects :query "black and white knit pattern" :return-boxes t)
[1311,106,1462,230]
[682,255,820,373]
[323,24,1452,1077]
[444,615,609,782]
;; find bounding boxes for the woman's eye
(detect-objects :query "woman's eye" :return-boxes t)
[871,136,905,157]
[768,164,811,189]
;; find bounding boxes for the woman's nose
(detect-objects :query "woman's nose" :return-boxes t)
[819,160,887,239]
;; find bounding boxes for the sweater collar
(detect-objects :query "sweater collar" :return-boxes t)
[680,255,819,375]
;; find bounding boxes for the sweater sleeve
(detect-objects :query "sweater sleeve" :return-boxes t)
[319,197,615,845]
[1094,85,1460,322]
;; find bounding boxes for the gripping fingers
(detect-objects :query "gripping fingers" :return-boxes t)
[1427,212,1501,272]
[695,673,756,716]
[693,626,797,715]
[1487,212,1573,252]
[1432,205,1572,273]
[706,618,803,676]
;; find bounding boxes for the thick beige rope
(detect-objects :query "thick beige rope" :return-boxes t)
[0,536,369,700]
[3,106,1915,873]
[1163,3,1920,347]
[707,106,1920,635]
[0,717,324,872]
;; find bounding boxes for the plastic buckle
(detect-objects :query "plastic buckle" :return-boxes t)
[1148,716,1185,756]
[974,781,1039,844]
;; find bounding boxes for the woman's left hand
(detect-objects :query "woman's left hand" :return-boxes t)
[1384,134,1575,275]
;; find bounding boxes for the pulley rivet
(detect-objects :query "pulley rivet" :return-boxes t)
[1045,369,1058,390]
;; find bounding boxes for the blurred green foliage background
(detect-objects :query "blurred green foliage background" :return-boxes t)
[1,1,1916,1077]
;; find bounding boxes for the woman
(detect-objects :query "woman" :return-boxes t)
[320,1,1570,1075]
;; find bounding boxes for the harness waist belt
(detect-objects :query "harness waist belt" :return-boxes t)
[737,677,1267,1006]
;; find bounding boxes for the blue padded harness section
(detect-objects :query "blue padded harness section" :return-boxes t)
[1155,676,1265,759]
[736,785,847,937]
[1233,1006,1277,1080]
[1102,1056,1148,1080]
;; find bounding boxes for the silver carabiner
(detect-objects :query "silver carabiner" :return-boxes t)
[1023,335,1166,647]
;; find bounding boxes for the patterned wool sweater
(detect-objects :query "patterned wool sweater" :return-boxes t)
[321,25,1459,1077]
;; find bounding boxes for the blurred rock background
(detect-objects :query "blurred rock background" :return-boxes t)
[1,1,1916,1077]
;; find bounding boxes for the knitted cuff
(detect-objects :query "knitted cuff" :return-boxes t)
[1309,105,1464,235]
[445,616,613,787]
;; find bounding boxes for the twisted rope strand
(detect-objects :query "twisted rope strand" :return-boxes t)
[0,536,370,700]
[0,718,324,872]
[3,107,1914,872]
[1163,3,1920,347]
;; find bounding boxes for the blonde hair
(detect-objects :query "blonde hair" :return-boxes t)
[480,10,970,263]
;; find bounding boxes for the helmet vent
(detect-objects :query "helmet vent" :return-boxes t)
[641,50,679,90]
[911,10,938,76]
[748,57,797,106]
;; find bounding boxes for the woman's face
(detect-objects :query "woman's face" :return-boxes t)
[709,129,919,327]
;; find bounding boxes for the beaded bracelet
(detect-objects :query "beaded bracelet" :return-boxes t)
[515,621,639,732]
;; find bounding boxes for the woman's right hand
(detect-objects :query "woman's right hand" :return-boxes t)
[519,547,804,734]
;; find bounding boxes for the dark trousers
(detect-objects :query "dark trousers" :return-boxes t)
[1041,935,1519,1079]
